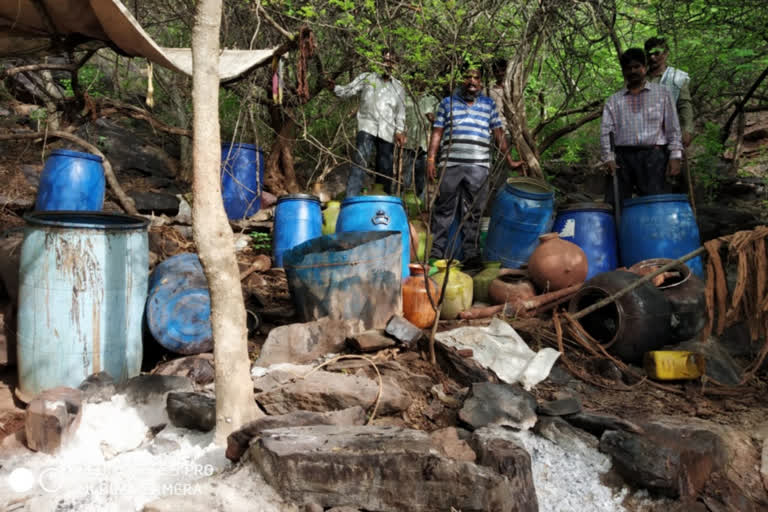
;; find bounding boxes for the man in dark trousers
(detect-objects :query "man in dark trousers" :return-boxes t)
[600,48,683,206]
[426,61,523,269]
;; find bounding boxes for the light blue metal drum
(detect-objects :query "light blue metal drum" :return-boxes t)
[17,212,149,397]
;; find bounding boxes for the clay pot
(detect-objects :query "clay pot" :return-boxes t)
[488,270,536,305]
[528,233,588,291]
[402,263,439,328]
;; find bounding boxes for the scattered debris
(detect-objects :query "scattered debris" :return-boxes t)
[385,315,424,350]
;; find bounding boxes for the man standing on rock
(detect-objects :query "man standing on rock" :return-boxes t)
[600,48,683,206]
[426,61,523,269]
[327,49,407,196]
[644,37,694,148]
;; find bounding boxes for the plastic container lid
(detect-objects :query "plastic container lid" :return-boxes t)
[49,149,103,163]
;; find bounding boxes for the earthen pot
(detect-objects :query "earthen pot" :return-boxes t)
[488,270,536,305]
[527,233,588,291]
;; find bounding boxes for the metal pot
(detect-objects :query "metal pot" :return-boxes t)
[568,270,672,363]
[628,258,706,341]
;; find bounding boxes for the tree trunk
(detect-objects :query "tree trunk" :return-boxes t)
[191,0,262,445]
[264,108,300,196]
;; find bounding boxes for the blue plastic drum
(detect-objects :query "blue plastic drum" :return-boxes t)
[36,149,105,211]
[17,212,148,397]
[484,178,555,268]
[336,195,411,277]
[145,253,212,355]
[553,203,618,280]
[221,143,265,219]
[619,194,704,278]
[273,194,322,268]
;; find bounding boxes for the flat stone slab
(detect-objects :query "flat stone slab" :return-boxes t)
[249,425,536,512]
[254,370,411,416]
[226,407,367,462]
[459,382,538,431]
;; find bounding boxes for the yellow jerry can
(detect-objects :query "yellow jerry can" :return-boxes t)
[643,350,705,380]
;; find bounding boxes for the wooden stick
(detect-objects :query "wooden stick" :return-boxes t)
[570,245,707,321]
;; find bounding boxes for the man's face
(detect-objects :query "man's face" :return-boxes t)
[462,69,482,98]
[382,53,396,76]
[646,47,668,73]
[622,60,647,86]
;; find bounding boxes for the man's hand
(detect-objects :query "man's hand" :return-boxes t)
[426,113,436,124]
[395,132,406,147]
[682,132,692,148]
[604,160,618,175]
[427,158,437,181]
[667,158,681,176]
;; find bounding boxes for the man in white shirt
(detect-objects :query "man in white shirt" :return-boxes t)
[327,49,407,196]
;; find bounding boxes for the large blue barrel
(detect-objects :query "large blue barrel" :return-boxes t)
[146,253,212,355]
[336,195,411,277]
[484,178,555,268]
[273,194,322,268]
[284,231,402,329]
[619,194,704,278]
[221,143,265,220]
[17,212,148,397]
[553,203,618,280]
[35,149,106,211]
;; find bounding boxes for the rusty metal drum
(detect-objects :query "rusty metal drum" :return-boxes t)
[17,212,149,398]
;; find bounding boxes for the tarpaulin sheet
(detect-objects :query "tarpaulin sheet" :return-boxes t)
[0,0,277,81]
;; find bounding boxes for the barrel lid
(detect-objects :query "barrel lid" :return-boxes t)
[24,211,150,230]
[340,195,405,207]
[49,149,103,162]
[558,202,613,213]
[222,142,258,151]
[505,177,554,199]
[623,194,690,208]
[277,193,321,204]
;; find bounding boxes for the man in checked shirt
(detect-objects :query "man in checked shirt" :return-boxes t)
[600,47,683,207]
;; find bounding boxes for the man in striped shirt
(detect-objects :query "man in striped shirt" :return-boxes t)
[426,63,523,268]
[601,47,683,206]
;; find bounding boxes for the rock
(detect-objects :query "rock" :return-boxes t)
[469,427,539,512]
[434,340,500,387]
[255,317,365,367]
[130,191,180,215]
[250,425,532,512]
[254,370,410,416]
[166,392,215,432]
[534,416,599,453]
[152,353,215,386]
[302,504,323,512]
[346,330,395,352]
[761,441,768,493]
[537,397,581,416]
[25,387,83,453]
[226,407,367,462]
[118,375,194,404]
[429,427,476,462]
[385,315,423,350]
[327,508,360,512]
[78,371,116,403]
[458,382,537,431]
[562,411,643,437]
[600,428,720,499]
